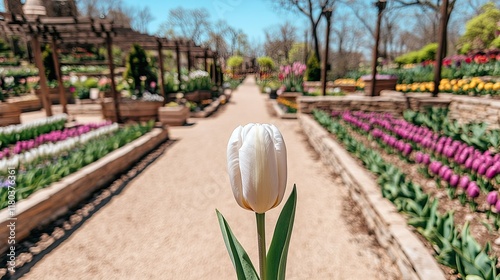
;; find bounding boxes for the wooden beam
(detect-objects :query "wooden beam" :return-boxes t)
[106,32,121,123]
[51,37,68,114]
[157,40,166,104]
[187,46,192,71]
[204,49,208,72]
[31,35,53,116]
[176,41,182,90]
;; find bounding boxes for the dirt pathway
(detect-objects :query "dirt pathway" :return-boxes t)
[22,76,400,279]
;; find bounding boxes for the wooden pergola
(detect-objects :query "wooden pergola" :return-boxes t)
[0,12,219,123]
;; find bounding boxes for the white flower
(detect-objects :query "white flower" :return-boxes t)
[227,124,287,213]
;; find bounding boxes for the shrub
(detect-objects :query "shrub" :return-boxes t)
[306,54,321,81]
[124,44,157,94]
[42,45,57,82]
[257,56,275,72]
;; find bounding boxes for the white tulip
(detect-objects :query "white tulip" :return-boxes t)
[227,123,287,213]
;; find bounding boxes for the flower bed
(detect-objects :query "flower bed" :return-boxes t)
[396,78,500,96]
[313,109,500,279]
[0,121,155,210]
[0,124,167,255]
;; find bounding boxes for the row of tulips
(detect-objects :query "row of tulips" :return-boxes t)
[0,114,68,148]
[339,111,500,229]
[0,121,113,160]
[346,111,500,185]
[0,123,119,172]
[313,109,499,279]
[396,78,500,96]
[0,121,154,209]
[404,108,500,153]
[343,111,500,190]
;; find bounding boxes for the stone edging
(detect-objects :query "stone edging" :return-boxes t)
[0,127,169,255]
[299,113,446,280]
[270,100,297,119]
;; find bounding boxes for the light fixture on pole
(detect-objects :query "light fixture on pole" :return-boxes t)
[370,0,387,97]
[321,8,333,96]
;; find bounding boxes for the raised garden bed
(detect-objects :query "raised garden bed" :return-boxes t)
[0,103,21,126]
[300,112,445,280]
[0,125,168,254]
[101,98,163,122]
[159,106,190,126]
[35,88,75,104]
[6,95,42,112]
[190,95,226,118]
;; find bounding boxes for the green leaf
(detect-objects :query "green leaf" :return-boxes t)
[216,210,259,280]
[267,185,297,280]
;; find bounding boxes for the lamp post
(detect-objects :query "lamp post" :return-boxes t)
[370,0,387,97]
[321,8,333,96]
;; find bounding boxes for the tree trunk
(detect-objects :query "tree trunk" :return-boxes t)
[311,21,321,62]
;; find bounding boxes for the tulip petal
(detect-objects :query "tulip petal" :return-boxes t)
[267,124,287,207]
[227,126,248,210]
[240,125,279,213]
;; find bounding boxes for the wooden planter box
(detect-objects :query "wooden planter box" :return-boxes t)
[363,78,398,96]
[279,92,302,103]
[101,98,163,122]
[158,106,190,126]
[35,88,75,104]
[6,96,42,112]
[0,103,21,126]
[184,90,211,102]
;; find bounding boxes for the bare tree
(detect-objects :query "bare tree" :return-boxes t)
[264,21,297,64]
[157,7,211,45]
[271,0,337,62]
[131,7,154,34]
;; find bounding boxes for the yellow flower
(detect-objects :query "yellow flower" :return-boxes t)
[485,83,493,91]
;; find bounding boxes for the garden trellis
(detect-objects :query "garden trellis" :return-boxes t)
[0,12,219,123]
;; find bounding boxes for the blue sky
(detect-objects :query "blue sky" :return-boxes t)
[121,0,308,42]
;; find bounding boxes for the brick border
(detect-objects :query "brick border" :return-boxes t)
[0,127,169,254]
[299,113,446,280]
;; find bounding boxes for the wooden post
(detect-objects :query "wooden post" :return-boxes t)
[51,37,68,114]
[432,0,449,98]
[211,56,217,85]
[176,41,182,90]
[106,32,121,123]
[321,9,332,96]
[31,35,53,116]
[204,49,208,72]
[157,40,166,104]
[187,46,192,71]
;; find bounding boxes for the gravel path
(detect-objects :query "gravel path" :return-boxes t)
[22,76,400,279]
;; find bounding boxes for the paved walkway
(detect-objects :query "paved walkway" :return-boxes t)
[22,76,399,279]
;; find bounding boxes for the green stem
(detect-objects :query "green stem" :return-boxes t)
[256,213,266,280]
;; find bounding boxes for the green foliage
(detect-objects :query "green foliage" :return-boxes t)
[395,43,438,65]
[42,45,57,82]
[83,77,99,89]
[0,38,10,53]
[227,55,244,69]
[305,54,320,81]
[124,44,157,93]
[491,37,500,49]
[288,43,306,65]
[256,56,275,71]
[460,2,500,51]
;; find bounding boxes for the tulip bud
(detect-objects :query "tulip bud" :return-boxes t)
[459,175,470,189]
[422,154,431,165]
[449,174,459,187]
[486,166,498,180]
[496,200,500,213]
[487,191,498,206]
[415,152,423,164]
[442,169,452,182]
[478,163,488,175]
[227,124,287,213]
[466,182,480,198]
